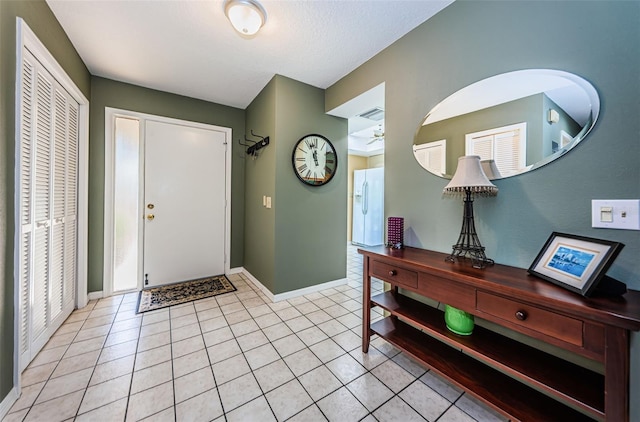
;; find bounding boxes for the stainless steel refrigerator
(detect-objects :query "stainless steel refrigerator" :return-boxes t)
[352,167,384,246]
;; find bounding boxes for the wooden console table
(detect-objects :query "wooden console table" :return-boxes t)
[359,246,640,422]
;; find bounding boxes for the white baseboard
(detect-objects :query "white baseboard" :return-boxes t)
[0,388,18,420]
[273,278,348,302]
[87,291,103,301]
[240,269,275,301]
[227,267,244,275]
[240,269,347,303]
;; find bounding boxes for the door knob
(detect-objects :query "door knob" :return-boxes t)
[146,214,155,221]
[147,203,155,209]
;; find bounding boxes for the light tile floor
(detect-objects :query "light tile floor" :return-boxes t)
[4,245,506,422]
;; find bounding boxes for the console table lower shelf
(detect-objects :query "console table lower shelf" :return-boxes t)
[370,292,598,421]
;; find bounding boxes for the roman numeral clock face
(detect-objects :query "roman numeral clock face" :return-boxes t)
[292,134,337,186]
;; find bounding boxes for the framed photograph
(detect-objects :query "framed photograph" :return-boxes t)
[528,232,624,296]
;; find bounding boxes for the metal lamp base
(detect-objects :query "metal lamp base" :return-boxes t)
[446,246,494,269]
[446,189,494,269]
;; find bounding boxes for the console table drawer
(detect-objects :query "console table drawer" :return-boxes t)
[418,273,475,310]
[477,291,583,347]
[371,261,418,289]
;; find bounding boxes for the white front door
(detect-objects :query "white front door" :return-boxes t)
[143,120,226,287]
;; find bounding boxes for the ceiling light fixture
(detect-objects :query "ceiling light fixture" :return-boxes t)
[224,0,267,36]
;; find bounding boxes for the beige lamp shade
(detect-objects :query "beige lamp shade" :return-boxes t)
[443,155,498,196]
[480,159,502,180]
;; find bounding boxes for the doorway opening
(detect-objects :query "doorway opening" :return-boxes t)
[327,83,386,247]
[104,109,232,297]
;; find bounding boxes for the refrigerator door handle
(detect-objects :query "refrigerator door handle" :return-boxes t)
[363,181,369,215]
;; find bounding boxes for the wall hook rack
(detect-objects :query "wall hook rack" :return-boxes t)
[238,136,256,148]
[242,130,270,157]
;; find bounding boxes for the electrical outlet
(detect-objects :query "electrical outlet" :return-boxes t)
[591,199,640,230]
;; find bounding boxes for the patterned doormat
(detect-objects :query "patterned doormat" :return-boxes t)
[137,275,236,313]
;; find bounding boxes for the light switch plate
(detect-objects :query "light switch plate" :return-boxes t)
[591,199,640,230]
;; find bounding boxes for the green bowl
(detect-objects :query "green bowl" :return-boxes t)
[444,305,474,335]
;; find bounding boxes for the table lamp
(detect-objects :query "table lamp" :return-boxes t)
[443,155,498,269]
[442,155,498,335]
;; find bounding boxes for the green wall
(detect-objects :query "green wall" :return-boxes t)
[244,77,277,292]
[416,94,544,175]
[245,75,347,295]
[88,77,246,293]
[273,76,347,294]
[416,93,582,175]
[542,94,581,157]
[327,1,640,419]
[0,0,90,404]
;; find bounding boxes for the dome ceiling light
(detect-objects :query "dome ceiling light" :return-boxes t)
[224,0,267,36]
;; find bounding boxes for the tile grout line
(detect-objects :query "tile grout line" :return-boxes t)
[169,305,177,421]
[228,276,370,421]
[190,299,229,421]
[19,296,124,420]
[233,289,282,421]
[121,294,144,422]
[72,295,125,420]
[83,295,138,419]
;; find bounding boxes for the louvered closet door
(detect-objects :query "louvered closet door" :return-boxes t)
[19,49,78,370]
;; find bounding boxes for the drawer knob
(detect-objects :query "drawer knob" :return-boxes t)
[388,270,397,276]
[515,310,528,321]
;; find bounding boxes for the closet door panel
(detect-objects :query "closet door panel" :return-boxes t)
[50,89,68,322]
[50,225,64,321]
[64,99,79,308]
[34,72,52,224]
[19,233,31,361]
[32,229,49,343]
[64,223,77,308]
[19,54,35,367]
[19,46,80,369]
[32,68,53,348]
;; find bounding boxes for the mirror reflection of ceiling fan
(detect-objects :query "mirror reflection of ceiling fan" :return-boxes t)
[367,125,385,144]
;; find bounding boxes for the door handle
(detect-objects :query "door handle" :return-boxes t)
[363,181,369,215]
[146,214,155,221]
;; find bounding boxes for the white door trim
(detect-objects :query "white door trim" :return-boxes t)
[103,108,232,297]
[13,17,89,410]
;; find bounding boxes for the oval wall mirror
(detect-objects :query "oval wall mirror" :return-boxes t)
[413,69,600,179]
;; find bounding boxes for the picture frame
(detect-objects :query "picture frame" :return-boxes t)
[528,232,624,297]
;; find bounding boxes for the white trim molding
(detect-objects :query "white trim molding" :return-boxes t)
[87,291,104,301]
[227,267,244,275]
[0,388,18,421]
[240,268,347,303]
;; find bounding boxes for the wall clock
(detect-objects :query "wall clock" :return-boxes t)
[292,134,338,186]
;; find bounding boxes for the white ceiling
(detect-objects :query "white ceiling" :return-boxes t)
[327,83,386,156]
[47,0,453,111]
